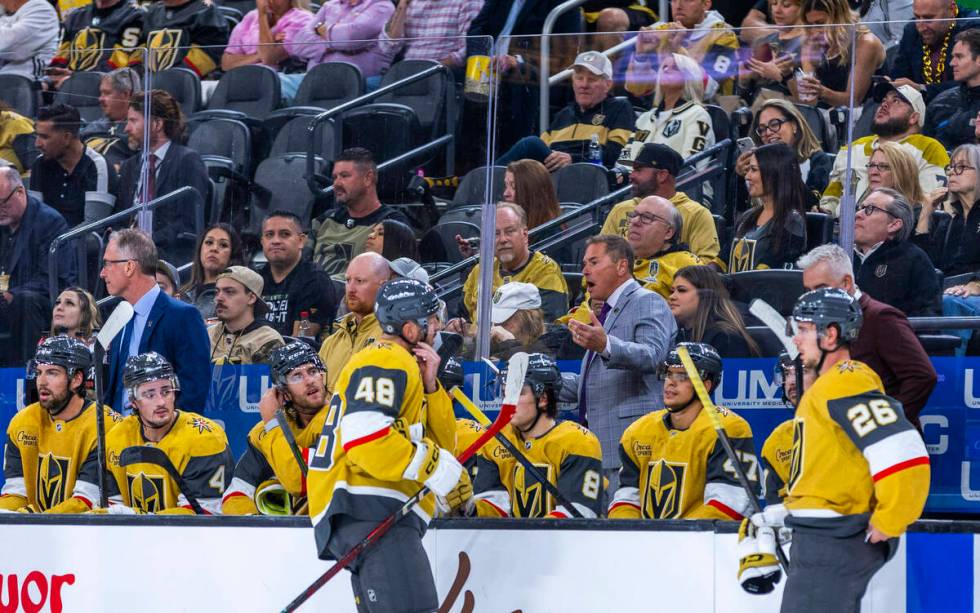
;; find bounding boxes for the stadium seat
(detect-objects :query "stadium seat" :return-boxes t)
[794,103,837,153]
[552,163,609,204]
[704,104,732,143]
[0,74,38,118]
[805,211,834,251]
[341,102,422,199]
[746,326,785,357]
[377,60,452,141]
[295,62,365,111]
[218,0,256,17]
[246,153,328,238]
[206,65,281,119]
[11,133,38,170]
[54,71,105,123]
[154,68,202,114]
[187,117,252,223]
[944,272,976,289]
[727,269,805,316]
[438,205,482,225]
[216,5,242,27]
[917,334,962,356]
[450,166,506,207]
[419,221,479,264]
[564,271,584,305]
[713,214,730,256]
[269,114,338,159]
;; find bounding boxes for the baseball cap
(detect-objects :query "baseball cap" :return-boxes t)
[571,51,613,80]
[389,257,430,285]
[873,81,926,127]
[216,265,268,316]
[632,143,684,176]
[155,259,180,292]
[491,282,542,325]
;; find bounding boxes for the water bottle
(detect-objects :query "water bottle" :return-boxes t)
[297,311,313,340]
[587,134,602,165]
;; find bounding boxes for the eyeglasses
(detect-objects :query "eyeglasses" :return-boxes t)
[945,163,976,176]
[135,386,174,402]
[0,186,22,207]
[286,366,324,385]
[495,226,523,239]
[856,204,897,218]
[102,258,134,268]
[658,370,691,383]
[755,118,789,136]
[626,211,671,227]
[865,162,891,172]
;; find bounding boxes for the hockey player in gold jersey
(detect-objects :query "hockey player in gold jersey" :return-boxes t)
[104,352,233,515]
[774,288,930,612]
[307,279,459,613]
[471,353,603,518]
[0,337,120,513]
[223,342,331,515]
[609,342,759,520]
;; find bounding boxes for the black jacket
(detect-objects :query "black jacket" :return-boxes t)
[2,197,74,297]
[467,0,581,56]
[677,324,754,358]
[923,82,980,150]
[854,239,941,317]
[891,16,980,103]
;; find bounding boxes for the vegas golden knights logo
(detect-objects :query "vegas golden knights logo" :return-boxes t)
[513,463,552,518]
[147,29,184,71]
[728,238,757,273]
[787,420,805,491]
[127,472,167,513]
[36,453,71,511]
[70,28,107,71]
[643,459,686,519]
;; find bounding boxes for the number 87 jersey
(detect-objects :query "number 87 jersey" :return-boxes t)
[784,360,930,538]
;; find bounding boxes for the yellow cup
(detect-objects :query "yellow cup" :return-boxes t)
[464,55,492,103]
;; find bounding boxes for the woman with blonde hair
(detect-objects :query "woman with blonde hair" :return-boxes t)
[50,287,101,346]
[503,159,561,229]
[863,141,925,208]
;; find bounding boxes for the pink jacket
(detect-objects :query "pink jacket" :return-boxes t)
[286,0,395,77]
[226,8,315,67]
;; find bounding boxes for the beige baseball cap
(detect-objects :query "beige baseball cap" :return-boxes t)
[216,266,268,316]
[873,81,926,127]
[571,51,613,80]
[491,282,542,325]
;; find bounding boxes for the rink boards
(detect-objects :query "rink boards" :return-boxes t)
[0,516,975,613]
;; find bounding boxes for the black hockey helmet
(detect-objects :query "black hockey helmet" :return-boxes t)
[438,355,465,390]
[791,288,862,344]
[659,342,723,385]
[523,353,562,399]
[374,278,441,338]
[772,351,795,389]
[123,352,179,393]
[269,341,325,387]
[27,335,93,392]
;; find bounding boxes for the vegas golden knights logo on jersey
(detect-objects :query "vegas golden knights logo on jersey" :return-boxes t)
[71,28,107,71]
[513,463,552,518]
[643,459,686,519]
[787,420,805,490]
[127,472,167,513]
[36,453,71,511]
[147,29,182,71]
[729,239,757,274]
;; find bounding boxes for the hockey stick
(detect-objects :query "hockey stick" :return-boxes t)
[274,408,309,478]
[280,352,530,613]
[93,301,134,508]
[675,346,789,572]
[119,445,206,515]
[748,298,805,409]
[450,386,585,518]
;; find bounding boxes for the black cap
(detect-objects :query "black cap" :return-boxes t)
[632,143,683,176]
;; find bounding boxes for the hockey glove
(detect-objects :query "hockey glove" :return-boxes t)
[392,418,424,443]
[437,470,474,516]
[737,518,782,594]
[256,479,293,516]
[751,503,792,546]
[106,504,142,515]
[403,437,463,497]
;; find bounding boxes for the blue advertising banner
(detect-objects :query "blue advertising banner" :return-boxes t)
[0,358,976,514]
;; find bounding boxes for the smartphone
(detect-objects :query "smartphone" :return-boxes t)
[737,137,755,156]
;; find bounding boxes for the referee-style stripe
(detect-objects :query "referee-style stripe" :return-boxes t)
[906,531,972,613]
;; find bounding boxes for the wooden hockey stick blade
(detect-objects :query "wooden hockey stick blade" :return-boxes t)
[118,445,206,515]
[97,301,134,350]
[281,402,517,613]
[748,299,798,359]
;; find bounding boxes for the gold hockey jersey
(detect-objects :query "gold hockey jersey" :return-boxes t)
[455,418,485,479]
[462,251,569,323]
[105,410,233,515]
[785,360,930,538]
[609,406,758,520]
[307,341,456,559]
[760,419,794,506]
[473,420,603,518]
[1,402,120,513]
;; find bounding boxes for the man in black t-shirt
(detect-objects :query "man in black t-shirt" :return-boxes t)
[259,210,339,340]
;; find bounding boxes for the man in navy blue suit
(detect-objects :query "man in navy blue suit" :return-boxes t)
[100,228,210,414]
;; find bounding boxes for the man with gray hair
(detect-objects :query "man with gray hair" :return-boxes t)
[625,195,702,299]
[853,187,941,316]
[798,243,935,429]
[82,68,142,171]
[100,228,209,414]
[0,167,73,366]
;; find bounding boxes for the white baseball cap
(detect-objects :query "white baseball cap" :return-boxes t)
[389,257,430,285]
[873,81,926,127]
[491,282,542,325]
[571,51,613,80]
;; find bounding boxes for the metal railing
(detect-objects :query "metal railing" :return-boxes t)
[539,0,588,131]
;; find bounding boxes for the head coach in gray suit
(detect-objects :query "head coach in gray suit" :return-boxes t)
[568,235,676,492]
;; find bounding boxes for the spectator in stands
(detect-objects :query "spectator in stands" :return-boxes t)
[942,275,980,355]
[0,167,73,367]
[363,219,420,262]
[458,202,568,323]
[799,243,936,429]
[580,0,656,51]
[220,0,313,72]
[115,89,210,265]
[620,53,714,166]
[864,141,926,206]
[918,144,980,276]
[50,287,100,344]
[625,196,702,298]
[208,266,284,364]
[81,68,141,173]
[860,0,913,50]
[728,142,807,272]
[0,101,34,175]
[138,0,227,78]
[318,252,389,391]
[312,147,411,278]
[178,223,243,321]
[626,0,739,97]
[259,210,339,340]
[495,52,633,170]
[853,188,941,317]
[669,265,759,357]
[822,81,948,217]
[568,235,675,489]
[0,0,58,81]
[925,29,980,150]
[287,0,394,79]
[47,0,143,88]
[100,228,210,413]
[740,0,774,45]
[154,259,179,296]
[503,159,560,229]
[378,0,482,69]
[737,99,831,196]
[738,0,804,97]
[794,0,884,108]
[30,104,115,228]
[487,281,551,360]
[891,0,979,104]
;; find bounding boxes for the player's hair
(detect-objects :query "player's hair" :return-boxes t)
[955,27,980,59]
[496,201,529,230]
[376,219,419,262]
[654,53,705,107]
[863,187,914,242]
[263,210,307,234]
[180,223,244,297]
[864,141,925,208]
[585,234,635,271]
[129,89,185,142]
[673,266,760,356]
[56,287,101,338]
[104,67,141,95]
[750,99,822,162]
[110,228,158,276]
[796,243,854,279]
[506,159,560,229]
[37,104,82,137]
[335,147,377,176]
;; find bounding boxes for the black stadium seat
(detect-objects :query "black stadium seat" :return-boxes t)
[206,65,281,119]
[377,59,452,141]
[269,115,338,159]
[247,153,328,237]
[341,103,422,198]
[704,104,732,143]
[438,206,482,225]
[451,166,506,207]
[795,103,837,153]
[419,221,479,264]
[295,62,365,110]
[0,74,38,118]
[154,68,202,114]
[187,117,252,223]
[54,71,105,123]
[805,211,834,251]
[727,269,805,317]
[552,163,609,204]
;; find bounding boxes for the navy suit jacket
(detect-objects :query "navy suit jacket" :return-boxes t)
[103,291,211,413]
[7,196,74,297]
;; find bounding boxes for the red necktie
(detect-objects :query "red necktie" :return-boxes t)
[147,153,157,201]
